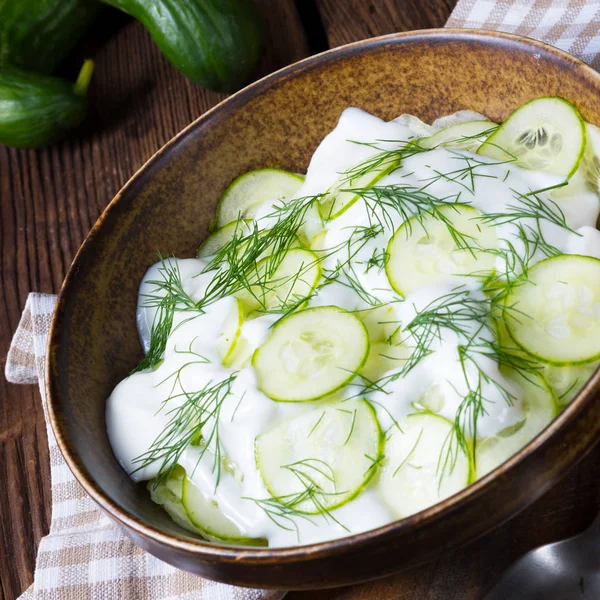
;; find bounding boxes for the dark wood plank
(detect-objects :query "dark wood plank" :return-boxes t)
[0,4,309,599]
[315,0,457,46]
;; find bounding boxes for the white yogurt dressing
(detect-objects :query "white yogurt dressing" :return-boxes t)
[107,107,600,547]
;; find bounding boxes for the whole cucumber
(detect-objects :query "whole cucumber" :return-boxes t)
[0,60,94,148]
[99,0,263,93]
[0,0,99,74]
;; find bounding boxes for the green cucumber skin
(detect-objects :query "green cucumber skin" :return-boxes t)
[0,67,87,148]
[100,0,263,93]
[0,0,99,74]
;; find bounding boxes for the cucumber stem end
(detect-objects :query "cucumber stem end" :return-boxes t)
[74,59,95,96]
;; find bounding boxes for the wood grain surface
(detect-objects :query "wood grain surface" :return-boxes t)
[1,1,599,599]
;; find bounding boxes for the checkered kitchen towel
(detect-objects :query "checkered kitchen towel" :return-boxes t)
[446,0,600,69]
[6,2,600,598]
[5,294,286,600]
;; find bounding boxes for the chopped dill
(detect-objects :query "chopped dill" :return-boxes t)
[308,411,326,437]
[245,457,350,540]
[348,184,476,252]
[343,409,358,446]
[133,255,203,373]
[132,372,237,489]
[393,428,423,477]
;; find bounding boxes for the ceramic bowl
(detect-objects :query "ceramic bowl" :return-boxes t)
[47,29,600,589]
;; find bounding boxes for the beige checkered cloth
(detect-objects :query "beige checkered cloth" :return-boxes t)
[446,0,600,69]
[5,294,285,600]
[6,2,600,598]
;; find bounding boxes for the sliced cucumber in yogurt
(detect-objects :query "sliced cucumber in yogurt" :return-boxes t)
[386,205,497,297]
[197,219,252,258]
[148,466,200,535]
[319,163,397,221]
[379,413,470,518]
[581,122,600,193]
[356,305,399,343]
[215,169,304,228]
[504,254,600,365]
[149,466,266,545]
[252,306,369,402]
[360,341,410,382]
[235,247,321,315]
[542,362,599,407]
[216,298,244,367]
[419,120,497,152]
[475,370,557,478]
[255,399,383,513]
[319,131,415,221]
[478,97,585,178]
[181,473,266,545]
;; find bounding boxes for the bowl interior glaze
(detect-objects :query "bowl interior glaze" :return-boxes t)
[47,29,600,589]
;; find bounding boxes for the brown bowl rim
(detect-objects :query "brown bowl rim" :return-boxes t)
[46,27,600,564]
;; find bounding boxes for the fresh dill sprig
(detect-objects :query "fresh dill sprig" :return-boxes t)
[342,139,429,183]
[315,224,390,309]
[244,457,349,540]
[198,194,322,310]
[132,372,237,489]
[361,247,389,274]
[395,287,496,380]
[308,411,326,437]
[479,187,577,234]
[348,184,477,255]
[480,221,562,304]
[133,255,203,373]
[318,138,432,220]
[419,152,517,195]
[257,223,387,321]
[393,428,423,477]
[244,494,316,537]
[328,261,382,307]
[343,409,357,446]
[425,125,499,150]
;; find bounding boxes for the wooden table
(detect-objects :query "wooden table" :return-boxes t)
[2,1,599,598]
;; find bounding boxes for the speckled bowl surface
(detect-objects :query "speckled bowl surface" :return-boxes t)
[47,29,600,589]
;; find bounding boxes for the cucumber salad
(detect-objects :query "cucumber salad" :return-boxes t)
[107,97,600,547]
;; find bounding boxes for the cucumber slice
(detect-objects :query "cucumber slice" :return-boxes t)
[420,120,497,152]
[391,114,434,138]
[386,205,497,297]
[431,110,488,131]
[478,97,585,178]
[215,169,304,228]
[216,299,244,367]
[415,383,447,414]
[255,399,382,514]
[504,255,600,365]
[181,474,266,545]
[475,370,557,477]
[298,201,324,246]
[581,122,600,193]
[252,306,369,402]
[357,305,399,343]
[319,157,400,221]
[360,341,410,382]
[148,466,201,536]
[235,248,321,315]
[379,413,470,518]
[542,361,598,407]
[201,222,303,263]
[197,220,252,258]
